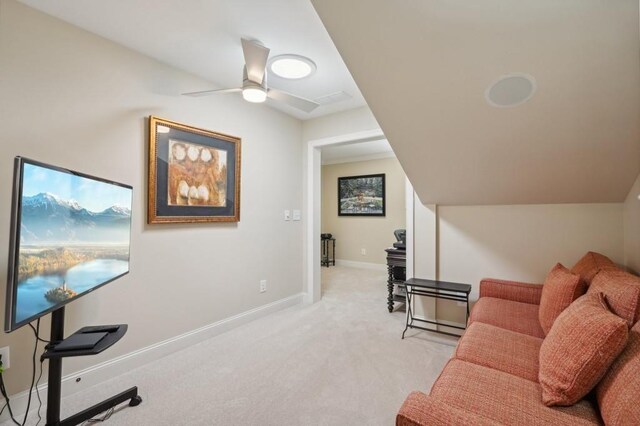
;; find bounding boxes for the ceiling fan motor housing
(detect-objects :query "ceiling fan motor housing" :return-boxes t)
[243,65,267,90]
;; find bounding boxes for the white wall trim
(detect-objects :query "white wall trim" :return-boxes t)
[305,128,387,305]
[405,178,415,280]
[2,292,305,422]
[334,259,387,271]
[321,151,396,165]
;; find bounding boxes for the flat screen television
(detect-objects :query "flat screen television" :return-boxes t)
[4,157,133,333]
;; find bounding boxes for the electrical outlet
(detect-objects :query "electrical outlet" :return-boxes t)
[0,346,10,370]
[260,279,267,293]
[361,248,366,256]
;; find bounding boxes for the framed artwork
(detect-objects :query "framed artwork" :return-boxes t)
[148,116,241,223]
[338,173,385,216]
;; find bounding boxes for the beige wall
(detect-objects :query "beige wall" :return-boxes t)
[0,0,303,395]
[434,203,625,324]
[321,157,405,264]
[624,174,640,273]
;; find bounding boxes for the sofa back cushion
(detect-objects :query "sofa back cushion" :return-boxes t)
[596,321,640,426]
[588,269,640,327]
[538,263,585,335]
[539,292,628,406]
[571,251,617,285]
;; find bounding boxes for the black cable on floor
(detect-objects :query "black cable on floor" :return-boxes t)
[82,407,115,425]
[0,374,21,425]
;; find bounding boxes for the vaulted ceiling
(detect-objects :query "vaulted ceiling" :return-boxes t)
[18,0,367,120]
[312,0,640,205]
[15,0,640,205]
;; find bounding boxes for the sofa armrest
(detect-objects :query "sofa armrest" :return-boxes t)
[479,278,543,305]
[397,392,499,426]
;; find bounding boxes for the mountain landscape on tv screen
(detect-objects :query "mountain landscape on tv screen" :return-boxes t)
[20,192,131,244]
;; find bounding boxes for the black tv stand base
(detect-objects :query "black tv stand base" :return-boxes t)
[50,387,141,426]
[44,307,142,426]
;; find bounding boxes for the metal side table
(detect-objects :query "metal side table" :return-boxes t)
[402,278,472,339]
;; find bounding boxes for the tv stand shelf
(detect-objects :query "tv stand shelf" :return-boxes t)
[42,325,128,359]
[43,309,141,426]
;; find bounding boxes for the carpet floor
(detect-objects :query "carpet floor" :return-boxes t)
[7,266,455,426]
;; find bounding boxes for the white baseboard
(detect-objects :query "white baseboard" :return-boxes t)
[1,292,305,423]
[334,259,387,271]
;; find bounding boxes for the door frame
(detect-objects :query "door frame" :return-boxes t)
[304,129,414,303]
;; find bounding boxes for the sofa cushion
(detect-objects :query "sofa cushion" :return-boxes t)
[469,297,545,338]
[539,292,628,406]
[571,251,617,286]
[596,321,640,426]
[397,391,499,426]
[588,268,640,327]
[539,263,585,335]
[455,322,542,382]
[429,359,600,425]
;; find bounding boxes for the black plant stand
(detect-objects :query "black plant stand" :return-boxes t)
[43,307,142,426]
[321,238,336,267]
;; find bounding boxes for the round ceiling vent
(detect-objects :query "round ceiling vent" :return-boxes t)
[485,74,536,108]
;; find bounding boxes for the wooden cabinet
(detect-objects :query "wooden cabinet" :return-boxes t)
[385,248,406,312]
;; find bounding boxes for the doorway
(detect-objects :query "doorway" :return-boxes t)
[305,129,414,304]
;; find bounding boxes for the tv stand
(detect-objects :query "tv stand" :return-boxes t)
[42,307,142,426]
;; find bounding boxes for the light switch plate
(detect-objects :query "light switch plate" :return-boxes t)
[284,210,291,221]
[292,210,301,221]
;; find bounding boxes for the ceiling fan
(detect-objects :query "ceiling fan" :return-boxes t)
[182,39,320,113]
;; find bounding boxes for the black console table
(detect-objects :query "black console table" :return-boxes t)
[385,247,406,312]
[402,278,472,339]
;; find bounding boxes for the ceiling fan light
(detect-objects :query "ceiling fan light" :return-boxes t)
[242,86,267,103]
[269,55,316,79]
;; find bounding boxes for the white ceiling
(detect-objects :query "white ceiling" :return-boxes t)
[18,0,367,120]
[321,140,394,165]
[312,0,640,205]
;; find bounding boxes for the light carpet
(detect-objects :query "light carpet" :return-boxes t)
[6,266,455,425]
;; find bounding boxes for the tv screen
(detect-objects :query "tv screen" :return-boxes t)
[4,157,133,332]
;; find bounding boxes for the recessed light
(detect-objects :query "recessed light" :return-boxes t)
[485,73,536,108]
[269,54,316,79]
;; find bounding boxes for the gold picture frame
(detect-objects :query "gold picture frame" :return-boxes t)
[148,116,241,223]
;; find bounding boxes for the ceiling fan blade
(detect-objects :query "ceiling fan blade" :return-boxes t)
[182,88,242,97]
[241,38,270,84]
[267,88,320,113]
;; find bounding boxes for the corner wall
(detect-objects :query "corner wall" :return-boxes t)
[0,0,303,395]
[624,174,640,273]
[436,203,624,324]
[321,157,405,265]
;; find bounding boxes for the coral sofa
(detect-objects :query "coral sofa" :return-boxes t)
[397,252,640,426]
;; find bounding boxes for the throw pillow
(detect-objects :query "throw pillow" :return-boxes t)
[539,292,628,407]
[588,269,640,327]
[571,251,617,286]
[596,321,640,426]
[538,263,585,335]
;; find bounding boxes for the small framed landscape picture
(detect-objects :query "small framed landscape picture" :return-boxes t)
[148,116,241,223]
[338,173,385,216]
